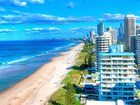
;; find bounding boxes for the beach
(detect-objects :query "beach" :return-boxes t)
[0,43,84,105]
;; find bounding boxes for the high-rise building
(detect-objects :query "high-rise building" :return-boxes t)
[96,32,112,58]
[124,15,136,50]
[89,31,96,44]
[136,25,140,35]
[98,45,136,105]
[136,34,140,74]
[130,35,136,53]
[118,23,124,43]
[97,22,104,36]
[96,32,112,72]
[136,26,140,74]
[107,27,117,44]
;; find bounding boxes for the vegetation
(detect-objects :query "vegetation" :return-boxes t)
[133,100,140,105]
[117,40,122,44]
[83,41,96,67]
[135,90,140,99]
[132,90,140,105]
[49,42,95,105]
[65,82,77,105]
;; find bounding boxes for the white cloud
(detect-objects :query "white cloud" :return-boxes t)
[30,0,45,4]
[102,13,140,22]
[70,26,96,31]
[12,0,27,7]
[32,27,60,31]
[103,13,125,22]
[0,28,16,33]
[67,2,75,9]
[0,0,45,7]
[0,11,96,25]
[25,27,61,32]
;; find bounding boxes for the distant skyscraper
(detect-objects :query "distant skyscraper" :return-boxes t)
[130,35,136,53]
[136,25,140,35]
[124,15,136,50]
[98,45,136,105]
[136,25,140,74]
[118,23,124,43]
[107,27,117,44]
[97,21,104,36]
[89,31,96,44]
[136,34,140,74]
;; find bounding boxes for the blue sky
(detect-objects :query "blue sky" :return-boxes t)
[0,0,140,40]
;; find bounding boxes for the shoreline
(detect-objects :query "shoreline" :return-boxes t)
[0,43,78,93]
[0,43,84,105]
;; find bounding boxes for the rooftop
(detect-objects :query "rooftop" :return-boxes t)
[99,52,135,56]
[109,45,124,53]
[125,14,135,18]
[96,32,111,37]
[99,44,135,56]
[86,100,125,105]
[86,100,116,105]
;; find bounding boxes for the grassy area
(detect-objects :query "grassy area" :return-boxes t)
[49,42,95,105]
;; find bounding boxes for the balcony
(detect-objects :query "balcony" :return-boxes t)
[101,66,135,70]
[100,57,135,60]
[100,63,135,66]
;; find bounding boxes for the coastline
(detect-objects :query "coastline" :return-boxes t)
[0,43,84,105]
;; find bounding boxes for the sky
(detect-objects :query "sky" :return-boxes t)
[0,0,140,40]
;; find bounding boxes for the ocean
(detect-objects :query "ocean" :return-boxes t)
[0,39,79,92]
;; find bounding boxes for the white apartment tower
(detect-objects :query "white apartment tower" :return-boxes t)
[96,32,112,72]
[96,32,112,58]
[98,45,136,105]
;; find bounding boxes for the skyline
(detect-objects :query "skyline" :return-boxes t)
[0,0,140,40]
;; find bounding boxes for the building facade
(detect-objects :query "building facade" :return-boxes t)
[136,26,140,74]
[124,15,136,50]
[118,23,124,43]
[136,25,140,35]
[136,34,140,74]
[96,32,112,72]
[96,32,112,57]
[97,22,104,36]
[90,31,96,44]
[98,45,136,105]
[130,35,136,53]
[107,27,117,44]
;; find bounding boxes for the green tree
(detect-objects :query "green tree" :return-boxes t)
[117,40,122,44]
[88,54,93,67]
[133,100,140,105]
[65,82,75,105]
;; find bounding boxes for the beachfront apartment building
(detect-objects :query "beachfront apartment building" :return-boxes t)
[98,45,136,105]
[96,32,112,59]
[96,32,112,72]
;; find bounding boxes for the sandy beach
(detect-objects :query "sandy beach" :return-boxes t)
[0,43,84,105]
